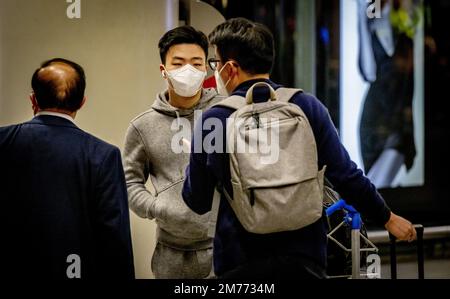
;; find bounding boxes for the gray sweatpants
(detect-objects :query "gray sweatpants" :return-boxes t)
[151,242,214,279]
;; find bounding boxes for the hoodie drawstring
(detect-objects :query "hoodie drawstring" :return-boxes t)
[175,110,181,129]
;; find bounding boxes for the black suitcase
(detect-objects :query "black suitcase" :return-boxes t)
[389,224,425,279]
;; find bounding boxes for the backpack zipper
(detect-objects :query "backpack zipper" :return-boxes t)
[245,117,299,130]
[251,112,261,128]
[249,188,256,206]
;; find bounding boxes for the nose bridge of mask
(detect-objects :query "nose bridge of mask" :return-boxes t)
[169,65,206,88]
[168,63,199,78]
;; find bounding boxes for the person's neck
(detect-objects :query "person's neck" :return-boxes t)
[243,73,270,81]
[37,108,76,119]
[168,89,202,110]
[233,73,270,91]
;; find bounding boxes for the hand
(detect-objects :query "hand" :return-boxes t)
[385,212,417,242]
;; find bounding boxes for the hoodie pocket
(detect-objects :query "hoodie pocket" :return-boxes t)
[154,179,211,240]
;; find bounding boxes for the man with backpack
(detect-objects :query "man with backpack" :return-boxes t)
[182,17,416,279]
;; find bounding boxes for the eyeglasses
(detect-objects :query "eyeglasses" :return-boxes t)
[208,58,221,71]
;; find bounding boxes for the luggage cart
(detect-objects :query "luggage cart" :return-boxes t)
[326,199,379,279]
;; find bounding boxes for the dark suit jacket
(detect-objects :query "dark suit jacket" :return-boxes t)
[0,115,134,279]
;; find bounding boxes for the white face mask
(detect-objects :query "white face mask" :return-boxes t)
[163,64,207,98]
[214,62,232,97]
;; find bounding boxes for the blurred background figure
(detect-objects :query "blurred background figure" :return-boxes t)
[358,0,421,188]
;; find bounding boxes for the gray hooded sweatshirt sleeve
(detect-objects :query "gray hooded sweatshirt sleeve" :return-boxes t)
[123,123,156,219]
[123,88,224,249]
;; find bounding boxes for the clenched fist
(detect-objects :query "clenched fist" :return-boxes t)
[385,212,417,242]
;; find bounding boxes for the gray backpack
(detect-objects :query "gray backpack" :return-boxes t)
[208,82,325,235]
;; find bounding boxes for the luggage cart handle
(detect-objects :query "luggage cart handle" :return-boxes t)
[326,199,361,230]
[326,199,378,279]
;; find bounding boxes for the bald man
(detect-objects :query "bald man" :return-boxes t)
[0,58,135,279]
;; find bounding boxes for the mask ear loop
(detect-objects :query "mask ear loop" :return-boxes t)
[219,62,233,90]
[223,77,232,90]
[161,66,169,79]
[161,67,176,90]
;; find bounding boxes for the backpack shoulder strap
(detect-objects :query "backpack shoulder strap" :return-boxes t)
[207,188,222,238]
[211,95,247,111]
[275,87,304,103]
[207,184,233,238]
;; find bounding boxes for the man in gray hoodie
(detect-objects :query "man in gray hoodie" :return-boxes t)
[122,26,222,278]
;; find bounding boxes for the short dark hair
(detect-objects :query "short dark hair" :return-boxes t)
[31,58,86,112]
[158,26,209,64]
[208,18,275,75]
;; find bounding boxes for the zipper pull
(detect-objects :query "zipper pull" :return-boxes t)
[249,189,256,206]
[252,112,260,128]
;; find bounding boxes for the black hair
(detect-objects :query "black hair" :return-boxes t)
[208,17,275,75]
[158,26,209,64]
[31,58,86,112]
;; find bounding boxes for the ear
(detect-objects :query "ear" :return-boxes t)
[160,64,167,78]
[29,93,36,104]
[29,93,39,114]
[79,96,87,109]
[229,62,239,77]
